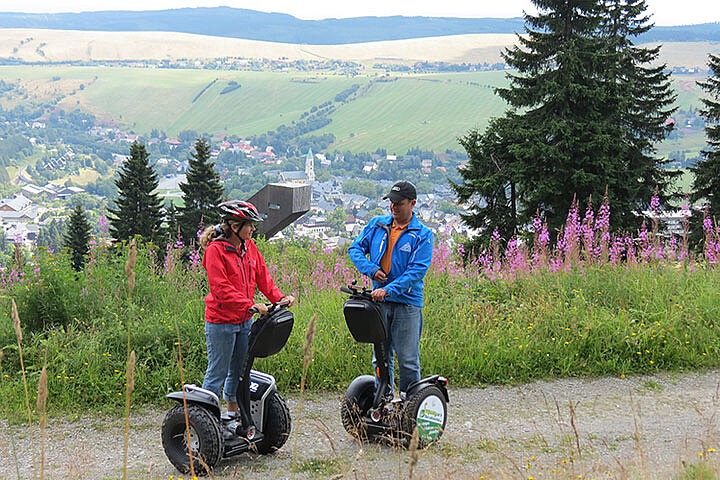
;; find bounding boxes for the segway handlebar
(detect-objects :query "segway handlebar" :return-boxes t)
[340,280,373,297]
[248,297,291,315]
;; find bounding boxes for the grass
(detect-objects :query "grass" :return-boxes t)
[296,457,346,477]
[0,236,719,418]
[1,66,708,154]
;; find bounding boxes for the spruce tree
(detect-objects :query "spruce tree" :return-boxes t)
[177,138,224,243]
[452,115,525,248]
[108,142,163,242]
[691,54,720,244]
[454,0,678,242]
[600,0,679,227]
[63,203,92,271]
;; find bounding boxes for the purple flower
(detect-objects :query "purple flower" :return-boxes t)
[98,216,109,234]
[650,194,660,214]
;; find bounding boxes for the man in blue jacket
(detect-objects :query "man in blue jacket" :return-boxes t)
[348,181,434,396]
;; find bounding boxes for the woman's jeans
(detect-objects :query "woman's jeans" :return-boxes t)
[202,320,252,403]
[372,302,423,394]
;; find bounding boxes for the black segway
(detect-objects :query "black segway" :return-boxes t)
[339,282,449,448]
[161,301,294,475]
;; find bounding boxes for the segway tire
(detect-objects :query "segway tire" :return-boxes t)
[161,403,223,476]
[340,375,376,441]
[254,392,292,454]
[401,385,447,449]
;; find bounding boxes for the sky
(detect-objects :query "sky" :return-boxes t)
[1,0,719,26]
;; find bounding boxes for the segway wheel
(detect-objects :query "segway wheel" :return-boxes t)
[254,392,292,454]
[340,375,375,441]
[401,385,447,448]
[161,403,224,476]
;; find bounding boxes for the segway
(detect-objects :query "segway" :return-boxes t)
[339,282,449,448]
[161,301,294,475]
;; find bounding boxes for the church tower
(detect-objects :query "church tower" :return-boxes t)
[305,148,315,182]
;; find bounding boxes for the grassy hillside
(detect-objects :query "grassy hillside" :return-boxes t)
[1,66,512,152]
[0,66,709,154]
[314,72,509,152]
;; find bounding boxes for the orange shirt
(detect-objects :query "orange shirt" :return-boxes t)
[379,221,408,274]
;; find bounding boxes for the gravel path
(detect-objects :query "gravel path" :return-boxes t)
[3,370,720,479]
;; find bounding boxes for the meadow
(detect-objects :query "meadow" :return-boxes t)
[0,65,708,155]
[1,195,719,419]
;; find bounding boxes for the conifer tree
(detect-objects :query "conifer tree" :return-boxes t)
[600,0,679,227]
[108,142,163,242]
[454,0,677,243]
[177,138,224,243]
[37,218,66,252]
[452,115,525,248]
[63,203,92,271]
[691,54,720,244]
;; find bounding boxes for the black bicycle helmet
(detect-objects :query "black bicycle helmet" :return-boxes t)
[218,200,264,223]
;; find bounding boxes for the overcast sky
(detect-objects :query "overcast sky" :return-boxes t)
[1,0,718,26]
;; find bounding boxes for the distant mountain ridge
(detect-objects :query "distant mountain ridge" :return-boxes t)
[0,7,717,45]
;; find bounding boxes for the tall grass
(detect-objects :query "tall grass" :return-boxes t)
[0,196,719,416]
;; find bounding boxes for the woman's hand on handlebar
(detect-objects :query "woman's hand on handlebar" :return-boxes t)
[251,303,269,315]
[282,295,296,307]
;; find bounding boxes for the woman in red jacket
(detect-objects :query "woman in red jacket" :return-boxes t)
[198,200,295,414]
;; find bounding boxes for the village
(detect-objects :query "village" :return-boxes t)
[0,112,472,251]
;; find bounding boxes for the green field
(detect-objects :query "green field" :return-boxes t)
[1,66,511,152]
[0,66,710,154]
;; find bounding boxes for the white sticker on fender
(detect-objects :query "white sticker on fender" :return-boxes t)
[416,395,445,442]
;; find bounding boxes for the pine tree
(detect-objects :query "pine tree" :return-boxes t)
[63,204,92,271]
[454,0,678,242]
[177,138,224,243]
[108,142,163,242]
[691,54,720,244]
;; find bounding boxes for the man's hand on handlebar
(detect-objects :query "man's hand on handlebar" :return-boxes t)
[282,295,296,307]
[371,288,387,302]
[373,269,387,283]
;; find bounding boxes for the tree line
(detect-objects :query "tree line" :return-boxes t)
[66,138,224,270]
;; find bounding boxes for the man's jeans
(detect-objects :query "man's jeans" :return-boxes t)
[202,320,252,403]
[372,301,423,394]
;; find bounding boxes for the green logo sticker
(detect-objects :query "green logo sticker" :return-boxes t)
[416,395,444,442]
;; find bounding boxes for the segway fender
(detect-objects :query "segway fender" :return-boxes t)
[346,374,376,396]
[166,384,221,418]
[405,375,449,403]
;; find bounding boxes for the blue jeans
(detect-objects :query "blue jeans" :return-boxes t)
[372,302,423,394]
[202,320,251,403]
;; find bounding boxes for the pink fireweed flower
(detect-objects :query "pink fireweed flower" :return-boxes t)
[189,248,202,270]
[98,216,109,234]
[650,187,661,214]
[197,216,205,238]
[533,213,542,233]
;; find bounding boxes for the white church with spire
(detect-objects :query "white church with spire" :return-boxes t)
[278,148,317,184]
[305,148,316,182]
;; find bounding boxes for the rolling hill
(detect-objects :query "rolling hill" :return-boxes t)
[0,29,718,69]
[0,66,706,154]
[0,7,717,44]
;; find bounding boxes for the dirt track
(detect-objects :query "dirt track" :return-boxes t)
[2,370,720,479]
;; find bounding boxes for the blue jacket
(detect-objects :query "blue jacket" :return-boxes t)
[348,214,433,307]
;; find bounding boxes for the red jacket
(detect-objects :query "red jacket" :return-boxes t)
[202,238,285,324]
